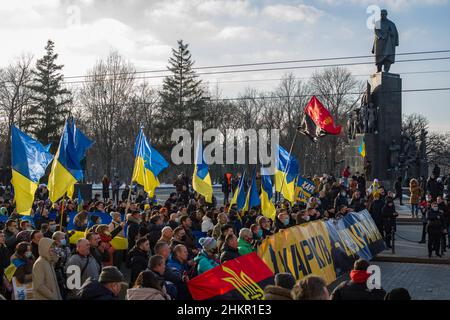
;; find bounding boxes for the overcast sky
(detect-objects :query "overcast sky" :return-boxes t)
[0,0,449,131]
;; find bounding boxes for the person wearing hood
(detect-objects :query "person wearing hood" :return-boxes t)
[127,270,171,300]
[331,259,386,300]
[409,178,423,218]
[52,231,71,299]
[220,234,240,263]
[237,228,255,256]
[264,273,295,300]
[78,266,124,300]
[32,238,62,300]
[194,237,219,275]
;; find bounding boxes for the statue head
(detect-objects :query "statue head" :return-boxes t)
[381,9,388,20]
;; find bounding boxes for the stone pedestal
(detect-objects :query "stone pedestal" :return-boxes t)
[344,72,402,185]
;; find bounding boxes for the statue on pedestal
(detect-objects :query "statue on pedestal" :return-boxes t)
[372,9,399,73]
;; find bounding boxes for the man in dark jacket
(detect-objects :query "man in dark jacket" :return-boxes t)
[220,234,240,263]
[334,190,349,212]
[4,220,18,255]
[369,194,384,235]
[127,238,150,286]
[145,215,164,251]
[331,259,386,300]
[427,175,440,200]
[274,210,294,233]
[30,230,43,259]
[350,191,366,212]
[180,216,198,254]
[382,198,398,249]
[86,232,109,268]
[78,266,124,300]
[427,201,444,258]
[126,211,141,251]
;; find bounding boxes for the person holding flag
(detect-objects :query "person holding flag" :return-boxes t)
[47,117,93,203]
[260,169,276,221]
[275,145,299,205]
[192,135,213,204]
[131,127,169,200]
[11,125,53,215]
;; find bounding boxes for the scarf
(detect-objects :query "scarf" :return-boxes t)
[350,270,370,284]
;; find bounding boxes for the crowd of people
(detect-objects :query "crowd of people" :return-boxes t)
[0,165,449,300]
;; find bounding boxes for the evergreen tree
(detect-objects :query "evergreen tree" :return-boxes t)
[25,40,72,151]
[158,40,205,146]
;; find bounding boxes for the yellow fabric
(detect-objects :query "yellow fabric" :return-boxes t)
[132,157,160,198]
[275,170,295,204]
[192,168,213,203]
[48,160,78,202]
[260,187,276,220]
[4,264,17,282]
[66,183,75,199]
[11,170,38,215]
[69,231,128,250]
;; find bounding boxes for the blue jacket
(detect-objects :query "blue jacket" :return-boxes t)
[193,250,219,275]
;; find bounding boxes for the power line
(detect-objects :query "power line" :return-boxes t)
[70,87,450,107]
[63,49,450,80]
[61,56,450,86]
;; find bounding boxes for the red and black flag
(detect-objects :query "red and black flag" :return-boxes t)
[187,252,274,300]
[298,96,342,142]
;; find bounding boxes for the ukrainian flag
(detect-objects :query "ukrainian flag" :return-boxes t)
[192,136,213,203]
[260,169,276,220]
[359,138,366,158]
[132,128,169,198]
[229,171,247,211]
[243,168,261,212]
[48,118,93,202]
[11,125,53,215]
[275,145,299,204]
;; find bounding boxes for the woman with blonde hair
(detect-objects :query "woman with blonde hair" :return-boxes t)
[409,178,422,218]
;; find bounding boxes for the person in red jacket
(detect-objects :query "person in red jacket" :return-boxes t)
[342,166,351,188]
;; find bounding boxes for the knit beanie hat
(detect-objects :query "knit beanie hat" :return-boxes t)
[99,266,124,284]
[274,273,296,290]
[199,237,217,252]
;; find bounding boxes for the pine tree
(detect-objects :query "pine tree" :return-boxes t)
[158,40,205,146]
[25,40,72,150]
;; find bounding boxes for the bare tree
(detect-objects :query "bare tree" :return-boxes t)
[79,51,136,178]
[0,55,33,166]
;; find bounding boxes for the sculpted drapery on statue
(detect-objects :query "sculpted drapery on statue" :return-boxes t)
[372,9,399,73]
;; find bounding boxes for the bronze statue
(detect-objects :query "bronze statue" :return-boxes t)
[372,9,399,73]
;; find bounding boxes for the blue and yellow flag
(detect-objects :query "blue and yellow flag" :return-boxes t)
[192,136,213,203]
[359,138,366,158]
[77,188,84,212]
[243,168,261,212]
[295,175,316,202]
[260,169,276,220]
[11,125,53,215]
[229,171,247,212]
[132,128,169,198]
[274,145,299,205]
[48,118,93,202]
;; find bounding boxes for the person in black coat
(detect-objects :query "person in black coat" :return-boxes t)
[427,175,440,200]
[369,194,384,235]
[427,201,444,257]
[381,198,398,249]
[394,176,403,205]
[357,174,366,197]
[331,259,386,300]
[0,231,11,298]
[334,190,349,212]
[128,238,150,286]
[126,211,142,252]
[145,215,164,252]
[350,191,366,212]
[220,234,240,264]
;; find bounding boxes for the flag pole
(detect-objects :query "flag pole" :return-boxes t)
[125,127,144,216]
[59,194,66,231]
[278,128,299,203]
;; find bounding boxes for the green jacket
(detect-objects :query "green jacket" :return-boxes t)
[238,238,255,256]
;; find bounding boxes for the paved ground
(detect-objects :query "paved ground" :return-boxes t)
[331,262,450,300]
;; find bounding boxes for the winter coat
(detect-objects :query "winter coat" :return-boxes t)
[334,195,349,211]
[350,198,365,212]
[264,285,293,300]
[194,250,219,275]
[127,247,149,286]
[381,204,396,232]
[32,238,62,300]
[331,280,386,300]
[409,182,422,205]
[77,279,117,300]
[220,244,240,264]
[237,237,255,256]
[127,217,141,251]
[126,287,171,300]
[427,209,444,236]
